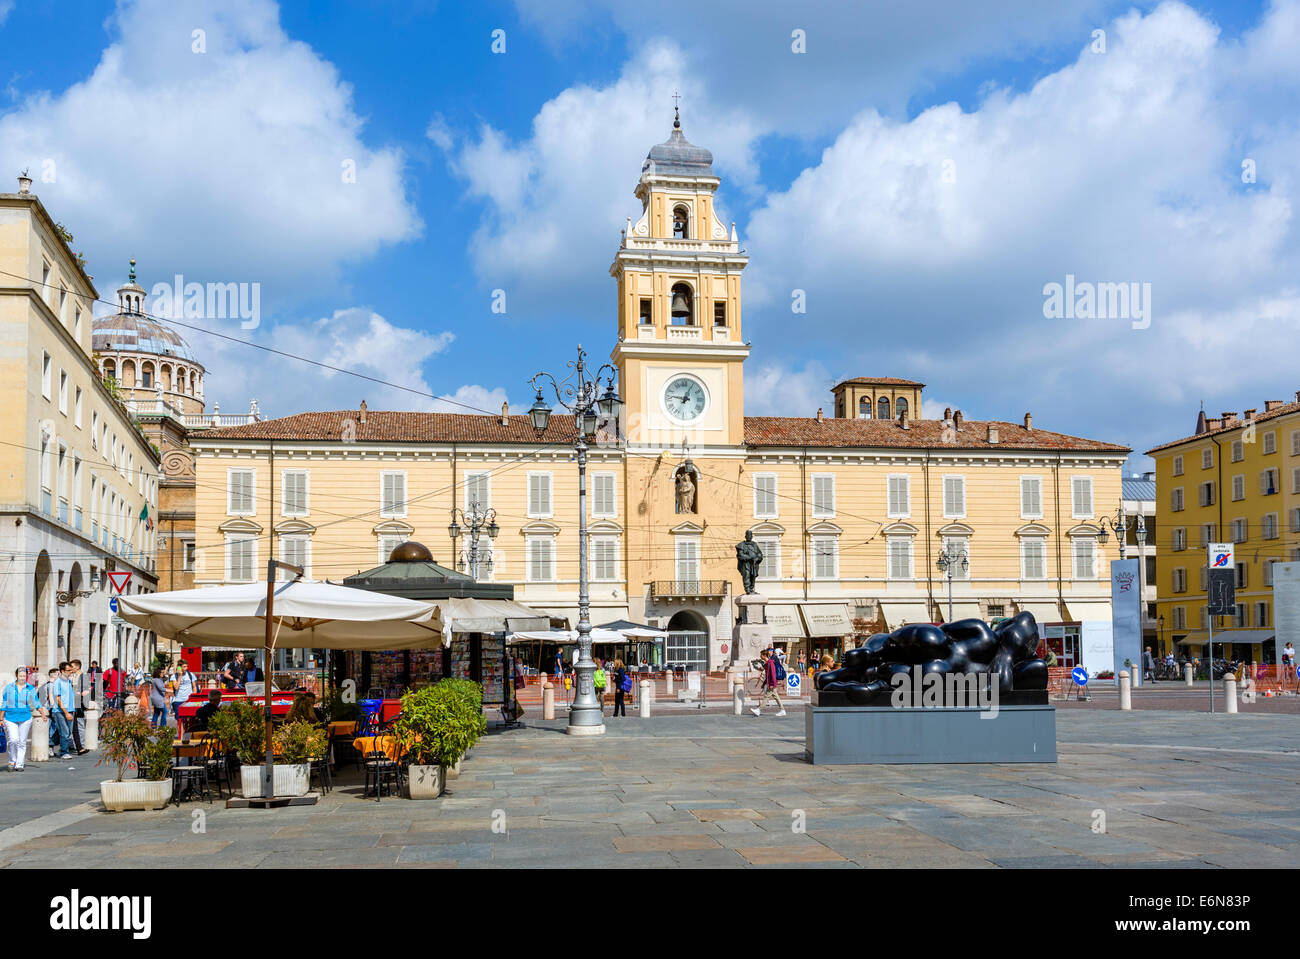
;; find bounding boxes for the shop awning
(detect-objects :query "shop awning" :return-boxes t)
[507,628,627,645]
[765,604,806,638]
[800,604,853,637]
[533,606,630,630]
[1062,599,1112,622]
[1203,630,1273,646]
[1177,632,1209,647]
[879,601,932,630]
[442,597,551,633]
[1017,601,1063,625]
[939,601,983,623]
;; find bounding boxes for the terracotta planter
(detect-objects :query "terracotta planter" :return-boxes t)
[100,779,171,812]
[240,764,310,798]
[407,764,445,799]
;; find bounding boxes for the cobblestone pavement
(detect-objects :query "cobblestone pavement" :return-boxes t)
[1,709,1297,869]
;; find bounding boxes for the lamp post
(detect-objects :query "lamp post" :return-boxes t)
[448,501,499,580]
[528,345,623,736]
[1097,506,1145,561]
[935,541,968,624]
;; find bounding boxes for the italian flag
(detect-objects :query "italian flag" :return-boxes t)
[139,503,153,531]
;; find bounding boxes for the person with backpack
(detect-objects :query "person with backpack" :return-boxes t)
[593,658,608,715]
[750,649,786,717]
[612,659,630,717]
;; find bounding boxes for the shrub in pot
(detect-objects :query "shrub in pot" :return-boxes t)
[265,720,325,797]
[208,699,292,798]
[395,680,486,798]
[97,710,172,812]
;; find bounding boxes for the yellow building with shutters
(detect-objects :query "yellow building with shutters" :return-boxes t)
[190,114,1128,674]
[1148,398,1300,664]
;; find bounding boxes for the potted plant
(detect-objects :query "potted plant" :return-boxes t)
[97,711,172,811]
[394,680,486,798]
[269,721,326,797]
[208,699,284,798]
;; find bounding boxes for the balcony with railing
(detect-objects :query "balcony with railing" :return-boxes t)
[124,397,263,430]
[651,580,728,600]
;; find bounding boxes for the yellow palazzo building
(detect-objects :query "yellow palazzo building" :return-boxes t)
[190,115,1128,673]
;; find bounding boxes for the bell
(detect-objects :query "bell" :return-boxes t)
[670,291,690,319]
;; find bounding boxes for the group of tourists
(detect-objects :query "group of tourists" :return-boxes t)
[2,660,97,770]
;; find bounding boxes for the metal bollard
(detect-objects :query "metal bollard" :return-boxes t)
[1118,670,1132,711]
[639,681,651,717]
[733,683,744,715]
[82,700,100,750]
[1224,675,1238,714]
[1184,663,1194,686]
[542,682,555,720]
[665,671,673,696]
[29,715,50,762]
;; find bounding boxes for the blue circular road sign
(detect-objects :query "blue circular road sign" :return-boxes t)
[1071,666,1089,686]
[108,596,119,614]
[786,672,800,689]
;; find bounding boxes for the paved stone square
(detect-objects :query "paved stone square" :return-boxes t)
[1,709,1297,868]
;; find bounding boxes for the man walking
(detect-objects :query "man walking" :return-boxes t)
[1142,646,1157,684]
[2,668,45,771]
[103,658,124,711]
[750,648,787,717]
[49,665,76,759]
[70,659,90,754]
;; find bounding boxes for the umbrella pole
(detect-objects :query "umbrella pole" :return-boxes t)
[264,562,275,799]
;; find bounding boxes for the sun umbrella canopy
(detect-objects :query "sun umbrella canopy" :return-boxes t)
[116,579,446,649]
[507,628,628,645]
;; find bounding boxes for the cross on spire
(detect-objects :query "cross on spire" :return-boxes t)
[672,91,681,128]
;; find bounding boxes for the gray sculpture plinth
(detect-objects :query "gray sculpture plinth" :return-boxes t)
[805,704,1057,764]
[732,593,771,670]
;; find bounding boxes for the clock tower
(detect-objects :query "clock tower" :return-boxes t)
[610,108,750,450]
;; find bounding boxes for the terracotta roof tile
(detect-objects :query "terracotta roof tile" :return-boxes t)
[832,376,925,388]
[193,410,1126,453]
[1146,400,1300,455]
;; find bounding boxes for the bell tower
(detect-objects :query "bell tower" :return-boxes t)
[610,105,750,448]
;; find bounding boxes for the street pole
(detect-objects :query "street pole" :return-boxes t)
[1208,617,1215,714]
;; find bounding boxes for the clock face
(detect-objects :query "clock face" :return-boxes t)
[663,376,707,423]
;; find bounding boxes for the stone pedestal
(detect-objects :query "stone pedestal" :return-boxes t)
[732,593,772,672]
[806,705,1057,764]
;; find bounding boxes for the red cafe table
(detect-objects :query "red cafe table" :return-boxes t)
[175,690,298,731]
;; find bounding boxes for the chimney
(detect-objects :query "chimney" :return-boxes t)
[1264,399,1283,412]
[953,409,963,431]
[1222,412,1237,428]
[816,407,823,422]
[943,406,952,420]
[899,407,909,430]
[988,424,999,444]
[359,400,368,425]
[1244,408,1257,422]
[500,401,509,426]
[1295,390,1300,403]
[1023,412,1032,430]
[17,170,32,194]
[1206,417,1221,431]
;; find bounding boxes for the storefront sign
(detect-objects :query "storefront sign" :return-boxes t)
[765,605,805,638]
[800,604,852,637]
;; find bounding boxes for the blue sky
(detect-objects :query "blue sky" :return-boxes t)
[3,0,1297,473]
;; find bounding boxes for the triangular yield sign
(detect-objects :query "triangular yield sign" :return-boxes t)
[107,570,132,594]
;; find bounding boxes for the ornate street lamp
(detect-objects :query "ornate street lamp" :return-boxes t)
[1097,505,1144,561]
[529,345,623,736]
[448,501,499,580]
[935,542,969,624]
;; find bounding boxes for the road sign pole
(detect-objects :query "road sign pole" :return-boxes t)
[1208,617,1215,715]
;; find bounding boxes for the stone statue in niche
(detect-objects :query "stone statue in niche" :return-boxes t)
[675,468,697,514]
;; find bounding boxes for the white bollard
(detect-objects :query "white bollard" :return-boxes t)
[29,715,50,762]
[665,671,673,696]
[82,699,100,750]
[1184,663,1194,686]
[638,680,651,717]
[733,683,744,715]
[1118,670,1132,711]
[1224,675,1238,714]
[542,682,555,721]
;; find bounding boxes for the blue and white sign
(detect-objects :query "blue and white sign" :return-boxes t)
[785,672,801,696]
[108,596,119,614]
[1071,666,1089,686]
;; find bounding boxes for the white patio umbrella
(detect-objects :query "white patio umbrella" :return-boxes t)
[117,573,445,799]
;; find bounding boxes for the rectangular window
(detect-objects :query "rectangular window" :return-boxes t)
[1171,487,1184,511]
[1072,538,1096,580]
[1293,467,1300,495]
[1172,527,1186,551]
[756,537,780,580]
[1200,523,1216,546]
[942,475,966,518]
[227,469,255,515]
[1231,475,1245,500]
[1019,476,1042,518]
[1231,518,1247,542]
[1260,468,1280,494]
[811,474,835,518]
[1201,447,1213,470]
[674,538,699,584]
[378,534,405,565]
[753,474,777,518]
[74,307,82,340]
[713,301,726,326]
[1233,604,1247,628]
[226,535,256,582]
[1172,456,1184,477]
[638,298,652,324]
[1264,560,1277,587]
[1172,568,1186,593]
[1198,481,1215,507]
[1232,440,1244,462]
[280,535,310,578]
[1172,607,1186,629]
[812,535,838,580]
[1199,566,1208,591]
[527,537,554,582]
[887,475,910,518]
[527,472,553,518]
[1235,563,1248,589]
[1291,508,1300,533]
[942,536,970,579]
[465,471,491,511]
[1263,431,1276,454]
[281,470,308,516]
[1071,476,1093,518]
[888,538,913,580]
[1263,513,1279,540]
[91,411,98,449]
[183,540,196,572]
[591,472,616,517]
[380,470,407,517]
[590,535,618,581]
[42,352,51,399]
[1255,602,1269,628]
[74,387,82,427]
[1292,430,1300,456]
